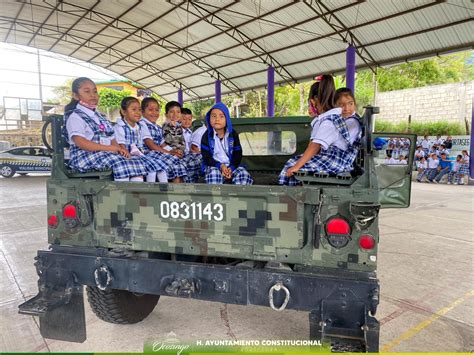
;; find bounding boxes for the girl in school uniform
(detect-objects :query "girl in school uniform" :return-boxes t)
[334,87,362,147]
[139,97,187,183]
[279,75,361,186]
[114,97,169,183]
[458,150,470,185]
[416,157,428,177]
[64,77,147,181]
[447,155,463,185]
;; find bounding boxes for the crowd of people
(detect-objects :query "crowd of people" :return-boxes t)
[62,75,363,186]
[414,136,470,185]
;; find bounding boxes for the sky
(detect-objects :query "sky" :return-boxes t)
[0,42,124,104]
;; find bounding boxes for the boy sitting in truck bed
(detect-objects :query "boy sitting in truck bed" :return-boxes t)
[201,102,253,185]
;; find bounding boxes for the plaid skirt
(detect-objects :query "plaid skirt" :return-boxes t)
[182,153,203,183]
[448,171,462,184]
[69,148,147,180]
[204,166,253,185]
[157,152,187,180]
[279,148,356,186]
[458,163,469,175]
[140,151,169,173]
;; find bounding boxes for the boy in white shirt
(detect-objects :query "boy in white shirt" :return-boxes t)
[180,107,202,183]
[417,153,439,182]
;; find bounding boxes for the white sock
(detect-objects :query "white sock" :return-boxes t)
[114,177,129,182]
[157,171,168,183]
[146,172,156,182]
[130,176,144,182]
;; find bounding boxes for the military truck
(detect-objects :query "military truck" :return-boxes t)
[19,107,415,352]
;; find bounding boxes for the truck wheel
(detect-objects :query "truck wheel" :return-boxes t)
[86,286,159,324]
[0,165,15,178]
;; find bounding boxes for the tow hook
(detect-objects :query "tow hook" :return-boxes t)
[164,278,196,297]
[94,265,113,291]
[268,281,290,311]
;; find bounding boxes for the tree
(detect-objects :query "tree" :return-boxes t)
[52,78,74,104]
[97,88,133,112]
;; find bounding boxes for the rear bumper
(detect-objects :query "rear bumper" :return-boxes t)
[30,245,379,312]
[19,245,380,350]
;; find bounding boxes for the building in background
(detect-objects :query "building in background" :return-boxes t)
[95,79,151,98]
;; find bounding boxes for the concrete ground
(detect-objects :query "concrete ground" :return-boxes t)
[0,175,473,352]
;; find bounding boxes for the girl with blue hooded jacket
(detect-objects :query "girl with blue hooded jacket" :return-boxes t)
[201,103,253,185]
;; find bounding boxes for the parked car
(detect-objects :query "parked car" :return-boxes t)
[0,146,51,178]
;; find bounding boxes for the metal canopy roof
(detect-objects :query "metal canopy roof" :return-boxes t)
[1,0,473,101]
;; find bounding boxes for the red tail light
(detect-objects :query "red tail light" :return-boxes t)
[326,217,351,235]
[325,216,351,248]
[359,235,376,250]
[48,215,58,228]
[63,204,77,219]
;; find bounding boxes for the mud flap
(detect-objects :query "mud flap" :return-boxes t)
[309,300,379,353]
[18,266,86,343]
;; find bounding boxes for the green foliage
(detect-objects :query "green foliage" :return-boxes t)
[98,88,133,111]
[375,120,465,135]
[52,78,74,104]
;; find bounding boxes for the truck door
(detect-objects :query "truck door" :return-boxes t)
[372,133,417,208]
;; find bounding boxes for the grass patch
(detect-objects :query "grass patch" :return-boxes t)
[374,120,466,135]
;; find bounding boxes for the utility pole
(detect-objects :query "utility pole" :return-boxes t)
[37,49,44,114]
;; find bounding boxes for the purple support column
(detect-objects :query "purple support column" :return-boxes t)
[267,66,275,117]
[346,44,356,93]
[177,88,183,106]
[215,80,221,103]
[470,94,473,179]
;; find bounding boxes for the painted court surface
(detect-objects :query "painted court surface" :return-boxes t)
[1,176,472,352]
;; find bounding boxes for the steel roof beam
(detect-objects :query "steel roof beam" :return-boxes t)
[26,1,62,47]
[148,0,444,90]
[133,0,299,82]
[47,0,101,52]
[115,0,237,70]
[184,1,296,86]
[304,0,378,73]
[51,0,235,93]
[86,1,184,62]
[157,18,473,96]
[137,0,363,84]
[68,0,143,57]
[116,1,241,93]
[0,16,202,100]
[3,1,26,42]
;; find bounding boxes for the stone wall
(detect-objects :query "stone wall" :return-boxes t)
[374,81,473,124]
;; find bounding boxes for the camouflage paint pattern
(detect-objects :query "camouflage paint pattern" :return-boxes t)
[46,117,414,273]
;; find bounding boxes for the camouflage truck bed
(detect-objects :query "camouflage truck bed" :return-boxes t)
[47,178,379,272]
[20,107,416,352]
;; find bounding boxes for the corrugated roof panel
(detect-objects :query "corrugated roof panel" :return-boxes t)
[0,0,472,100]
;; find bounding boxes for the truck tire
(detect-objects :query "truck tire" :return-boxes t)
[86,286,159,324]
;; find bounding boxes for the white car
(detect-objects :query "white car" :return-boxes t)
[0,146,52,178]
